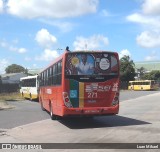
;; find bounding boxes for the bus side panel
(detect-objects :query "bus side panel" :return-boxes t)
[39,86,64,116]
[51,86,63,116]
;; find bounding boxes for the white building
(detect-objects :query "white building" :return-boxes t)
[1,73,27,84]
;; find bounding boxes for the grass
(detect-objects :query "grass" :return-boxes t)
[0,92,23,102]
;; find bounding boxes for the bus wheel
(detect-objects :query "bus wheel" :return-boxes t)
[40,98,45,111]
[30,94,32,101]
[50,104,58,120]
[22,92,24,98]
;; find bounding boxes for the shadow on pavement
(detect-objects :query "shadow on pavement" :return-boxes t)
[5,99,20,102]
[59,115,151,129]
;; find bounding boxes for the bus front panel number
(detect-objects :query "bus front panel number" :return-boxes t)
[87,92,97,98]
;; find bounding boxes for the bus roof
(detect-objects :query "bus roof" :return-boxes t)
[68,50,118,54]
[40,50,119,73]
[20,75,38,80]
[129,80,155,82]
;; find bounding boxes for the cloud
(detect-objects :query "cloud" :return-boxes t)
[39,19,74,33]
[73,35,109,50]
[100,9,116,17]
[18,48,27,53]
[142,0,160,15]
[119,49,131,59]
[101,9,110,17]
[24,57,31,61]
[145,55,158,61]
[33,64,37,68]
[0,59,9,74]
[0,40,27,53]
[6,0,98,19]
[136,31,160,48]
[127,0,160,48]
[0,41,7,48]
[0,0,3,13]
[35,49,59,61]
[35,29,57,48]
[145,51,159,61]
[127,13,160,29]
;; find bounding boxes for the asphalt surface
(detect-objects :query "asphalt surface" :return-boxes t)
[0,90,159,129]
[0,100,49,129]
[120,90,159,101]
[0,91,160,152]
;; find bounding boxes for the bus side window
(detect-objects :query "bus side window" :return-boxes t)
[52,65,55,85]
[41,72,43,86]
[53,64,57,85]
[44,71,46,86]
[49,67,52,85]
[46,70,48,86]
[57,61,62,85]
[55,63,59,85]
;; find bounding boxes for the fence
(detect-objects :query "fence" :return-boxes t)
[0,81,158,93]
[0,83,20,93]
[120,81,128,90]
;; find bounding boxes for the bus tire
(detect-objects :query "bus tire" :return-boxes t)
[50,103,58,120]
[40,98,45,111]
[30,94,33,101]
[22,92,24,98]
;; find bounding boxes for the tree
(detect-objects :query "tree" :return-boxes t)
[0,75,2,84]
[137,67,146,79]
[120,55,136,82]
[5,64,28,74]
[142,70,160,81]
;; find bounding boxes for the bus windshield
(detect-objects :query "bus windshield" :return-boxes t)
[65,52,119,77]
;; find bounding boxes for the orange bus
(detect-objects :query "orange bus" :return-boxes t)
[39,49,120,120]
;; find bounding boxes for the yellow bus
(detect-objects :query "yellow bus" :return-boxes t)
[20,75,39,100]
[128,80,159,91]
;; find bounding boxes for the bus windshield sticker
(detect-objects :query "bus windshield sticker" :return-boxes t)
[99,58,110,70]
[65,53,118,76]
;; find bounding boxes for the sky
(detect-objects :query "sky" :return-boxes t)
[0,0,160,74]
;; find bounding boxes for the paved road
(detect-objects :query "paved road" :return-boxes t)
[0,91,160,152]
[0,100,49,129]
[0,90,159,129]
[120,90,159,101]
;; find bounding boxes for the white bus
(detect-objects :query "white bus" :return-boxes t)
[20,75,39,100]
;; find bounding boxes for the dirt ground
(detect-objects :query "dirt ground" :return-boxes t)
[0,101,15,110]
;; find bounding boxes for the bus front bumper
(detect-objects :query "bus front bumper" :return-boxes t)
[61,105,119,117]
